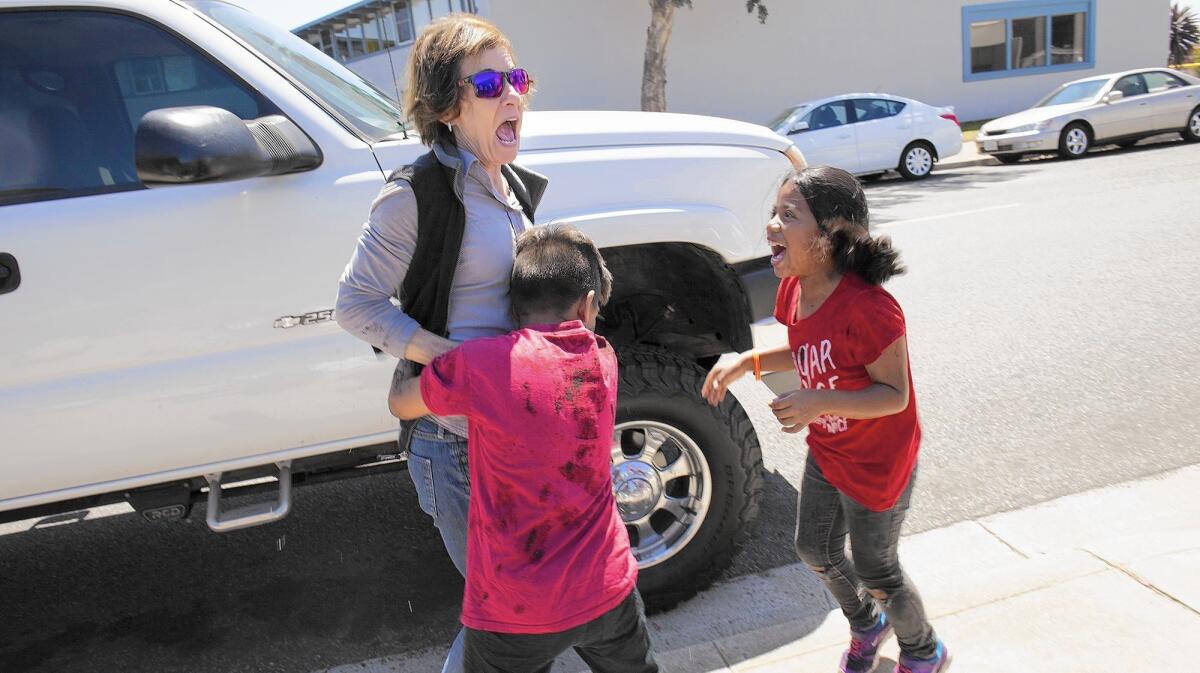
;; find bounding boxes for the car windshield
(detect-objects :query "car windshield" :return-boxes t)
[1037,80,1106,107]
[766,105,807,133]
[184,0,409,142]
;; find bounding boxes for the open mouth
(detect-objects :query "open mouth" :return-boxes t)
[769,243,787,265]
[496,119,518,146]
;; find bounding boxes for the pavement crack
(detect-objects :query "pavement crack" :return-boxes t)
[712,641,735,671]
[927,567,1110,621]
[1083,550,1200,618]
[975,520,1030,559]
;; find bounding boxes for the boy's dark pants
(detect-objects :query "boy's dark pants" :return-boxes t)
[794,453,939,660]
[462,589,658,673]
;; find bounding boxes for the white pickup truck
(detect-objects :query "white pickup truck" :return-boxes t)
[0,0,801,608]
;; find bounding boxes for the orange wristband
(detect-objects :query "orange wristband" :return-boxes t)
[752,351,762,381]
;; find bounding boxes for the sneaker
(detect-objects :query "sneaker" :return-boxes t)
[839,613,893,673]
[897,640,951,673]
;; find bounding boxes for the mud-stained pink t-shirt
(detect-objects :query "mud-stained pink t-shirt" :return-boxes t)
[420,320,636,634]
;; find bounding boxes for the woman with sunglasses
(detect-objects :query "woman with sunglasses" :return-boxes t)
[334,14,546,673]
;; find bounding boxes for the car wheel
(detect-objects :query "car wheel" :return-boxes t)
[995,154,1023,165]
[1058,123,1091,159]
[1184,107,1200,143]
[897,142,934,180]
[615,346,763,612]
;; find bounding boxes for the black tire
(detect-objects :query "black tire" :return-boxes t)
[897,142,935,180]
[615,346,763,612]
[1184,106,1200,143]
[1058,122,1091,159]
[995,154,1023,165]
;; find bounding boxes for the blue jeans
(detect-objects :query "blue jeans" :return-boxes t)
[406,417,471,673]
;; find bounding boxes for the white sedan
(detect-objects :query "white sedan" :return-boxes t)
[768,94,963,180]
[977,68,1200,163]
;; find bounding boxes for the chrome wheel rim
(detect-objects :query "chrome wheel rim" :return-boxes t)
[905,146,932,176]
[1065,128,1088,155]
[1190,111,1200,136]
[611,421,712,569]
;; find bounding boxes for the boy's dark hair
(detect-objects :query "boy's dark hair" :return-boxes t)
[786,165,906,285]
[509,224,613,324]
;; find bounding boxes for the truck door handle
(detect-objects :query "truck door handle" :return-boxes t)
[0,253,19,295]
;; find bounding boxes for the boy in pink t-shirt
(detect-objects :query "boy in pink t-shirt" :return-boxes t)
[390,224,658,673]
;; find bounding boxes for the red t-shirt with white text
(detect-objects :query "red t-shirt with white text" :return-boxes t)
[420,320,637,634]
[774,273,921,511]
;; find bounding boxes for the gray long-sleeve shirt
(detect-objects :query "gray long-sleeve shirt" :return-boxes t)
[335,142,532,436]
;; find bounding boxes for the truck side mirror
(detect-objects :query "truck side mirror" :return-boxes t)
[1103,90,1124,104]
[136,106,322,184]
[787,121,810,135]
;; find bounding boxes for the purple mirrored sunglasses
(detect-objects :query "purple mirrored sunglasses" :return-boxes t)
[458,68,531,98]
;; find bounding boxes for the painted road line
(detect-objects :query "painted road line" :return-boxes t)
[876,203,1023,229]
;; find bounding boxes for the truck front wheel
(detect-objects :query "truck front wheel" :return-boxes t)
[614,346,763,611]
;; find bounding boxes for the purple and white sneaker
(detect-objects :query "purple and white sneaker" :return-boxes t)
[839,614,893,673]
[897,640,951,673]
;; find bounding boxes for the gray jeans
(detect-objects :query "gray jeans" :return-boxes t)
[794,453,938,660]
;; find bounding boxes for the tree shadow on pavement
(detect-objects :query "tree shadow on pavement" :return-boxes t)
[863,164,1037,218]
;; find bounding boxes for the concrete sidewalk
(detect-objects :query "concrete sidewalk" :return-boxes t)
[320,464,1200,673]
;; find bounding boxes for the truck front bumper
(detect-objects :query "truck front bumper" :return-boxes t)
[733,256,777,323]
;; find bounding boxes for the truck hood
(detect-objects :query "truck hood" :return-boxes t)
[983,103,1092,132]
[518,110,792,153]
[369,110,795,176]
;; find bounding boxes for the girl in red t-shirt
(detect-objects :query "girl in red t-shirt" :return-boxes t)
[703,166,950,673]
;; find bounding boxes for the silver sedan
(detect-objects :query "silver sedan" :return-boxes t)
[977,68,1200,163]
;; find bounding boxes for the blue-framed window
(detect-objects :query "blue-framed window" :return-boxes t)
[962,0,1095,82]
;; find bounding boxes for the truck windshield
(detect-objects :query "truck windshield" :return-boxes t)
[184,0,409,142]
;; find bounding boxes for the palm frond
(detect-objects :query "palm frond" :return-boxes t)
[1170,3,1200,65]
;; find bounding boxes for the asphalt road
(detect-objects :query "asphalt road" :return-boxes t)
[3,138,1198,673]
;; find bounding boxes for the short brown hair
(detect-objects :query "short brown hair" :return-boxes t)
[510,225,613,324]
[404,14,519,147]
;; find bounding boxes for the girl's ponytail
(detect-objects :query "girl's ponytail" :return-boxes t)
[826,223,905,285]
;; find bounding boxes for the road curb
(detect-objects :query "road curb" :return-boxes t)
[938,156,999,170]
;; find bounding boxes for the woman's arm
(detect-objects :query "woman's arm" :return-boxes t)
[768,336,910,432]
[335,182,455,364]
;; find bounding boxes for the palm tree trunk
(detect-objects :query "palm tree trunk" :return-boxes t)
[642,0,676,112]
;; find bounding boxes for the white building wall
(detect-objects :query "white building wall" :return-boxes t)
[349,0,1168,123]
[488,1,645,112]
[664,0,1168,123]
